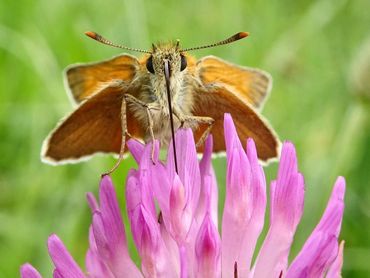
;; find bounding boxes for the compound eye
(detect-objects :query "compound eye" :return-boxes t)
[180,54,187,71]
[146,56,155,74]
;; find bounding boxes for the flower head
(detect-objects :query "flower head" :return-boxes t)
[21,114,345,277]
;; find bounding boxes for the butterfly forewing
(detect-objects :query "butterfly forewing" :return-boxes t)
[197,55,271,110]
[65,54,139,103]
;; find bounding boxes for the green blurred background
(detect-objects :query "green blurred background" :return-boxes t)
[1,0,369,276]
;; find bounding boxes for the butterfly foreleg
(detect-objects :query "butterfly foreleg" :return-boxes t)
[124,94,158,162]
[176,113,215,147]
[103,95,128,176]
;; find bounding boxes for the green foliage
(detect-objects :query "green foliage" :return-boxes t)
[0,0,369,276]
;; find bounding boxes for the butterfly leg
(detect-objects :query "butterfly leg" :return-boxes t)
[197,119,215,147]
[176,114,215,147]
[124,94,158,163]
[102,96,128,176]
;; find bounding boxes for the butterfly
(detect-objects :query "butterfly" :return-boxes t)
[42,31,280,174]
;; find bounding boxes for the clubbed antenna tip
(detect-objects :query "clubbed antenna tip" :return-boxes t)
[181,31,250,52]
[237,32,249,39]
[84,31,151,54]
[85,31,99,40]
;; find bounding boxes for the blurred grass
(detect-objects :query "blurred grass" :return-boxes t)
[0,0,369,276]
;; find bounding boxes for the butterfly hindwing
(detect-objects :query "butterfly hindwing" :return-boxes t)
[193,84,280,161]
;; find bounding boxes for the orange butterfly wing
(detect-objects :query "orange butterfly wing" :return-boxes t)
[42,83,145,164]
[191,55,279,161]
[65,54,140,103]
[192,85,280,162]
[197,55,271,110]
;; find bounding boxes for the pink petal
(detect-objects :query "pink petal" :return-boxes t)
[150,162,171,215]
[195,213,221,278]
[169,174,192,242]
[286,233,338,277]
[126,145,178,277]
[222,115,268,277]
[224,113,243,155]
[242,138,267,265]
[126,169,143,222]
[246,138,267,222]
[312,177,346,237]
[167,129,200,214]
[191,137,219,275]
[199,134,213,176]
[86,192,98,213]
[271,142,303,229]
[197,135,218,227]
[136,207,157,267]
[138,206,176,277]
[179,245,188,278]
[92,212,110,260]
[326,241,345,278]
[53,269,62,278]
[253,142,304,277]
[47,234,85,278]
[150,161,173,234]
[195,174,218,229]
[126,145,155,223]
[222,115,249,274]
[99,176,129,253]
[137,142,158,217]
[159,215,180,273]
[92,176,142,278]
[20,263,42,278]
[85,227,114,278]
[127,138,160,165]
[127,138,145,163]
[287,177,345,277]
[136,139,160,166]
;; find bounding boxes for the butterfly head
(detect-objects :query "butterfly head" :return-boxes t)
[146,42,187,79]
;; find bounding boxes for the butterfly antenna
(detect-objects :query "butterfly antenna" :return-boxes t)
[181,32,249,52]
[85,31,152,54]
